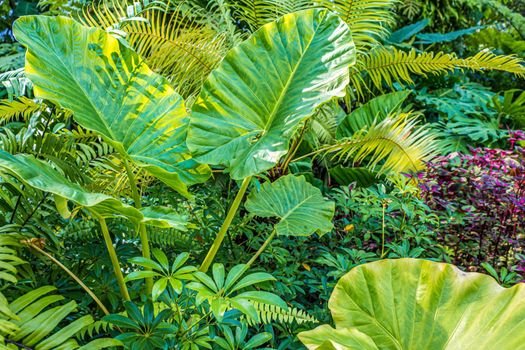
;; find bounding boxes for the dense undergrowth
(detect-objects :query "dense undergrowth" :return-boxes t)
[0,0,524,349]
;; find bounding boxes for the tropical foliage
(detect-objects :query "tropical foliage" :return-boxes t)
[0,0,523,348]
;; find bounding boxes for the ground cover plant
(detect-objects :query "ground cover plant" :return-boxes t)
[0,0,524,349]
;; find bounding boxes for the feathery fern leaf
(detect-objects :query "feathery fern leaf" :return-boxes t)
[233,0,314,31]
[351,47,525,96]
[321,0,397,51]
[326,112,438,174]
[0,98,42,125]
[246,301,318,326]
[80,0,229,98]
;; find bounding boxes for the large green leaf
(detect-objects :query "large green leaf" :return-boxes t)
[336,91,411,139]
[245,175,334,236]
[0,150,188,228]
[299,258,525,349]
[188,9,356,180]
[13,16,210,196]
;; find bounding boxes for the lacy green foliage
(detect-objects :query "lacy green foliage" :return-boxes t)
[300,259,525,349]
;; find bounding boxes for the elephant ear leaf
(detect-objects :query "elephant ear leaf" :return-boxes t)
[0,150,189,229]
[12,15,210,197]
[188,9,356,180]
[245,175,334,236]
[300,258,525,349]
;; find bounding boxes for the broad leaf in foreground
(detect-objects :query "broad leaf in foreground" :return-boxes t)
[0,150,188,229]
[245,175,334,236]
[299,258,525,349]
[188,9,356,179]
[13,16,210,196]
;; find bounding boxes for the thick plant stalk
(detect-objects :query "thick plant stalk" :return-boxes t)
[99,217,131,301]
[246,229,277,268]
[25,240,110,315]
[200,176,252,272]
[122,158,152,293]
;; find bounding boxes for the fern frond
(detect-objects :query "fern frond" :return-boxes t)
[0,98,42,125]
[233,0,314,31]
[0,236,24,285]
[246,301,318,326]
[325,112,438,174]
[80,0,229,98]
[351,47,525,96]
[321,0,397,51]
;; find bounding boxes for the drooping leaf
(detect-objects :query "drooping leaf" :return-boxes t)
[245,175,334,236]
[300,258,525,349]
[0,150,189,228]
[387,19,430,44]
[415,25,484,44]
[0,150,142,221]
[13,15,210,197]
[188,9,355,179]
[336,90,411,139]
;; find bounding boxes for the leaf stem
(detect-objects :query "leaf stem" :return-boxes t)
[24,240,110,315]
[99,216,130,301]
[199,176,252,272]
[122,158,152,293]
[246,229,277,268]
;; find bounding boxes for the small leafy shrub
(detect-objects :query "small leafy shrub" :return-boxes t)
[420,143,525,281]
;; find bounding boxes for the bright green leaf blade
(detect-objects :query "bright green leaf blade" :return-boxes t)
[0,151,142,221]
[13,15,211,196]
[188,9,356,179]
[316,258,525,349]
[245,175,334,236]
[299,325,378,350]
[336,90,411,139]
[140,206,189,231]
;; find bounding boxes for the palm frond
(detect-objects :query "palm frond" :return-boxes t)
[324,112,439,174]
[0,286,121,349]
[0,98,43,125]
[246,301,318,326]
[80,0,229,98]
[0,69,33,100]
[321,0,397,51]
[351,47,525,96]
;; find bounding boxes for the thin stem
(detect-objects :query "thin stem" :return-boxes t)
[25,240,110,315]
[200,176,252,272]
[246,230,277,268]
[122,158,152,293]
[99,216,130,301]
[381,202,386,258]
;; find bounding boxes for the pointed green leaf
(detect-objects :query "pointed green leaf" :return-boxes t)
[245,175,334,236]
[13,15,210,196]
[300,259,525,349]
[188,9,356,179]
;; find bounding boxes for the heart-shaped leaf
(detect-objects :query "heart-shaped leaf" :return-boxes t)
[188,9,356,179]
[300,258,525,349]
[245,175,334,236]
[13,16,210,196]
